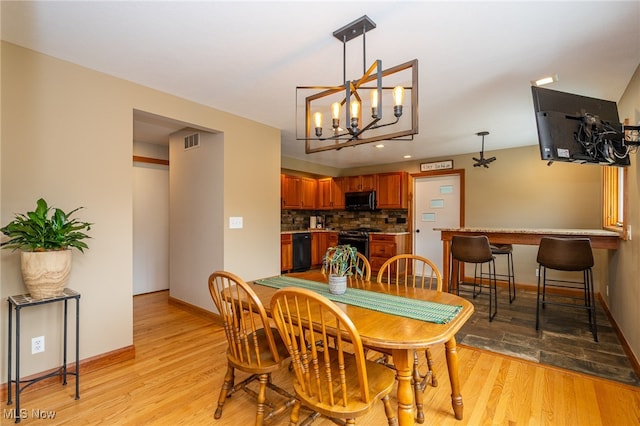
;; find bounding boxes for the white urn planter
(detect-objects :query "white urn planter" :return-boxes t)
[328,274,347,295]
[20,250,72,300]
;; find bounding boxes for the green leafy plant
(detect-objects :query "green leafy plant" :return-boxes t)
[323,244,362,277]
[0,198,92,252]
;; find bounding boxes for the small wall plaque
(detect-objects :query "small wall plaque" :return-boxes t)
[420,160,453,172]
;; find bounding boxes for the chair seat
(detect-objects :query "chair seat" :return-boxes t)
[490,244,513,254]
[226,327,291,373]
[293,348,396,419]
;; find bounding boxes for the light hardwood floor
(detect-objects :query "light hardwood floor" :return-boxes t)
[2,290,639,425]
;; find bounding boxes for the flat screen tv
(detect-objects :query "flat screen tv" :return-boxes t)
[531,86,630,166]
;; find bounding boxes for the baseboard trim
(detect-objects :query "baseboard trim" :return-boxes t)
[598,294,640,378]
[167,295,223,325]
[0,345,135,401]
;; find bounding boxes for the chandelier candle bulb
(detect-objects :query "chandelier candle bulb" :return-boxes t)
[370,89,379,118]
[314,112,323,137]
[393,86,405,117]
[350,100,360,130]
[331,102,341,131]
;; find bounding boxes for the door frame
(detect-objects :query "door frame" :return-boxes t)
[408,169,465,254]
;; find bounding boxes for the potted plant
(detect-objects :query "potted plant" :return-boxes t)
[322,244,361,295]
[1,198,92,299]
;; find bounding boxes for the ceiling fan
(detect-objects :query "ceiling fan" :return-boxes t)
[473,131,496,168]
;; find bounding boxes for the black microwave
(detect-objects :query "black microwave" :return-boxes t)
[344,191,377,211]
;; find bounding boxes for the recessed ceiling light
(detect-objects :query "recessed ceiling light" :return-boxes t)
[532,74,559,86]
[403,155,412,159]
[375,144,385,148]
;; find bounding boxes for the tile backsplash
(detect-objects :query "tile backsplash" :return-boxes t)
[281,209,408,233]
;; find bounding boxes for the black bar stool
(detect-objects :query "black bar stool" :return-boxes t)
[536,237,597,342]
[490,244,516,303]
[451,235,497,321]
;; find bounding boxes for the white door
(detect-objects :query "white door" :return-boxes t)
[413,174,461,275]
[133,161,170,295]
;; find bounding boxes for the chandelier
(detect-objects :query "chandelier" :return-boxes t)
[296,15,418,153]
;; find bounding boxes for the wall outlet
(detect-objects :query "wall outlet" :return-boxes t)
[535,268,539,277]
[606,285,609,297]
[32,336,45,354]
[627,225,632,240]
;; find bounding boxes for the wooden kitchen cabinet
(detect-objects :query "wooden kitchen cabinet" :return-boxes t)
[281,233,293,272]
[369,233,409,272]
[377,171,408,209]
[344,174,377,192]
[281,174,302,209]
[317,178,346,210]
[300,177,317,209]
[281,174,316,209]
[311,232,326,266]
[311,231,339,267]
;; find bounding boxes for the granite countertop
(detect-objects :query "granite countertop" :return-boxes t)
[369,231,410,235]
[433,227,619,237]
[281,229,335,234]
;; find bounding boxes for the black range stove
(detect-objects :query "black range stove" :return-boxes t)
[337,227,381,258]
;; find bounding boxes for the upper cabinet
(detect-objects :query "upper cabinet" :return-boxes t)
[281,171,407,210]
[281,174,316,209]
[317,177,346,210]
[377,172,408,209]
[300,177,317,209]
[281,174,302,209]
[344,174,377,192]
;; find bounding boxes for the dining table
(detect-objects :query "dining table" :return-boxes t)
[249,271,474,426]
[436,227,621,292]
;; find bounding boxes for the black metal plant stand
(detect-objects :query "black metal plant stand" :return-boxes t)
[6,288,80,423]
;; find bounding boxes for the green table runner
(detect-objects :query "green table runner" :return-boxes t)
[255,275,462,324]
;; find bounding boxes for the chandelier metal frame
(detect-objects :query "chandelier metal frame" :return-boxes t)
[296,15,419,154]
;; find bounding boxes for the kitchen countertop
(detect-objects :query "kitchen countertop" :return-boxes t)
[281,229,409,235]
[281,229,334,234]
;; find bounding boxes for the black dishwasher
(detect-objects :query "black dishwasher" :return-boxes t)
[292,232,311,272]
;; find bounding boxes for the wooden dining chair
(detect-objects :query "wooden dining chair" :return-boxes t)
[270,287,397,425]
[374,253,442,424]
[208,271,295,425]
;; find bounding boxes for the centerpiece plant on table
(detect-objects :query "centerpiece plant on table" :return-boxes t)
[0,198,92,299]
[322,244,361,295]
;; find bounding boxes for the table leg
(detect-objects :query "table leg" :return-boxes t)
[442,240,451,292]
[392,349,415,426]
[445,337,463,420]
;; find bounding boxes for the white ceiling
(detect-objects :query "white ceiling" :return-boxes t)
[2,1,639,169]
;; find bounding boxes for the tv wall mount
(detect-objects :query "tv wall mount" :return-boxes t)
[573,114,640,164]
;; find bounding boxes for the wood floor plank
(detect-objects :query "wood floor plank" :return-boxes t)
[2,290,639,425]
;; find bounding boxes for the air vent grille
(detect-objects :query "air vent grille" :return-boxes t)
[184,133,200,150]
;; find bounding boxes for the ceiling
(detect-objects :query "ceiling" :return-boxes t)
[2,1,639,169]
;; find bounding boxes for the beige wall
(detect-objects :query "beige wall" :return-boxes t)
[0,42,281,379]
[609,63,640,362]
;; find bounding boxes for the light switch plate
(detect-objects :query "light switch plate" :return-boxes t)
[229,216,243,229]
